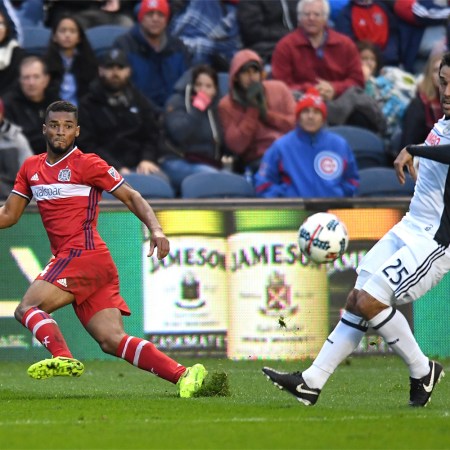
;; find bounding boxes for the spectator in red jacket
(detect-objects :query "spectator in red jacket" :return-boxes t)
[334,0,401,67]
[218,49,296,174]
[271,0,364,102]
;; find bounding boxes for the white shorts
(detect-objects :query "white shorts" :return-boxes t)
[355,218,450,306]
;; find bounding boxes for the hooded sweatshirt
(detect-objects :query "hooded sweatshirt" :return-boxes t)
[218,49,296,165]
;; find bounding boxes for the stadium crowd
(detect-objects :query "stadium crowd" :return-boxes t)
[1,0,450,199]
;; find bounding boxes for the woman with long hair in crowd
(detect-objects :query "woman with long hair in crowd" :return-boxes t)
[44,15,97,105]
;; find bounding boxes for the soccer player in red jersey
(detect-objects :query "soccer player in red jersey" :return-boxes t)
[0,100,207,397]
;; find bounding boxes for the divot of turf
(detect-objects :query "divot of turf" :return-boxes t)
[194,370,230,397]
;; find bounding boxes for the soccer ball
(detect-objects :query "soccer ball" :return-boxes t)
[298,212,349,264]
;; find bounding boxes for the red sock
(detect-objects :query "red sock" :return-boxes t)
[22,307,73,358]
[116,335,186,384]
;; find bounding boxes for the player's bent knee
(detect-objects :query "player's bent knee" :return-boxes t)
[14,303,29,322]
[355,290,388,320]
[344,289,359,313]
[96,333,125,356]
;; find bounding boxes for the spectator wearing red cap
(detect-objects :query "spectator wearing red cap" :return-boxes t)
[113,0,191,111]
[254,87,359,198]
[218,49,296,175]
[0,97,33,198]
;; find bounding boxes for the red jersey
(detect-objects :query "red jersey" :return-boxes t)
[13,147,124,256]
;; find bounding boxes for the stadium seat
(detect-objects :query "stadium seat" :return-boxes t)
[218,72,229,97]
[22,26,51,55]
[329,125,388,169]
[181,172,256,198]
[357,167,415,197]
[388,127,403,158]
[103,173,175,199]
[86,25,129,58]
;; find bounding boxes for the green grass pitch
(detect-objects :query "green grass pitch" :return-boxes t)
[0,357,448,450]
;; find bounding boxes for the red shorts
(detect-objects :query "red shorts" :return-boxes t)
[36,248,131,326]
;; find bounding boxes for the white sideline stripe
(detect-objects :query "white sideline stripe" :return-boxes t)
[0,414,441,427]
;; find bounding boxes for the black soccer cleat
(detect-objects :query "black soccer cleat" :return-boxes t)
[409,360,445,407]
[262,367,321,406]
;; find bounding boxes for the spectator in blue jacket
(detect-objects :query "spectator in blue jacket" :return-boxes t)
[254,88,359,198]
[114,0,191,111]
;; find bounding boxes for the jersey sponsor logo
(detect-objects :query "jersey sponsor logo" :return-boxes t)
[56,278,68,287]
[314,151,343,180]
[32,185,62,199]
[31,183,92,200]
[58,168,71,182]
[30,173,39,181]
[108,167,121,181]
[425,131,440,146]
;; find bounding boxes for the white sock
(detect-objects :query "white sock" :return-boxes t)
[369,307,429,378]
[302,311,367,390]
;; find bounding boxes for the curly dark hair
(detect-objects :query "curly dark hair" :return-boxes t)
[45,100,78,122]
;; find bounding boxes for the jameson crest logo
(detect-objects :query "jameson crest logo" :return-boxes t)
[260,271,298,316]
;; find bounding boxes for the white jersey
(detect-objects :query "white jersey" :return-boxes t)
[357,116,450,305]
[403,116,450,246]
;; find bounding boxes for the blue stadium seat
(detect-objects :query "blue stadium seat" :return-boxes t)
[357,167,415,197]
[218,72,229,97]
[181,172,256,198]
[22,26,51,55]
[103,173,175,200]
[86,24,129,58]
[328,125,388,169]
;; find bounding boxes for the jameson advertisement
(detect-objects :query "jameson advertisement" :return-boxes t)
[1,205,449,360]
[143,211,228,356]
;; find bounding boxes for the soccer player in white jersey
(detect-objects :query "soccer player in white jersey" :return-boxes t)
[263,52,450,408]
[0,100,207,398]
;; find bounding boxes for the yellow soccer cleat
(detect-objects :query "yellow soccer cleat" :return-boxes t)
[177,364,208,398]
[27,356,84,380]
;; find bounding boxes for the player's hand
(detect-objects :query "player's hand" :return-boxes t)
[148,228,170,259]
[394,147,417,184]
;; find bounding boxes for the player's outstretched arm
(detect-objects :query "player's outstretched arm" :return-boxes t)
[0,193,29,229]
[111,183,170,260]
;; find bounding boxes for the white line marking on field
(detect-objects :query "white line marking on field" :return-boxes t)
[0,414,446,427]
